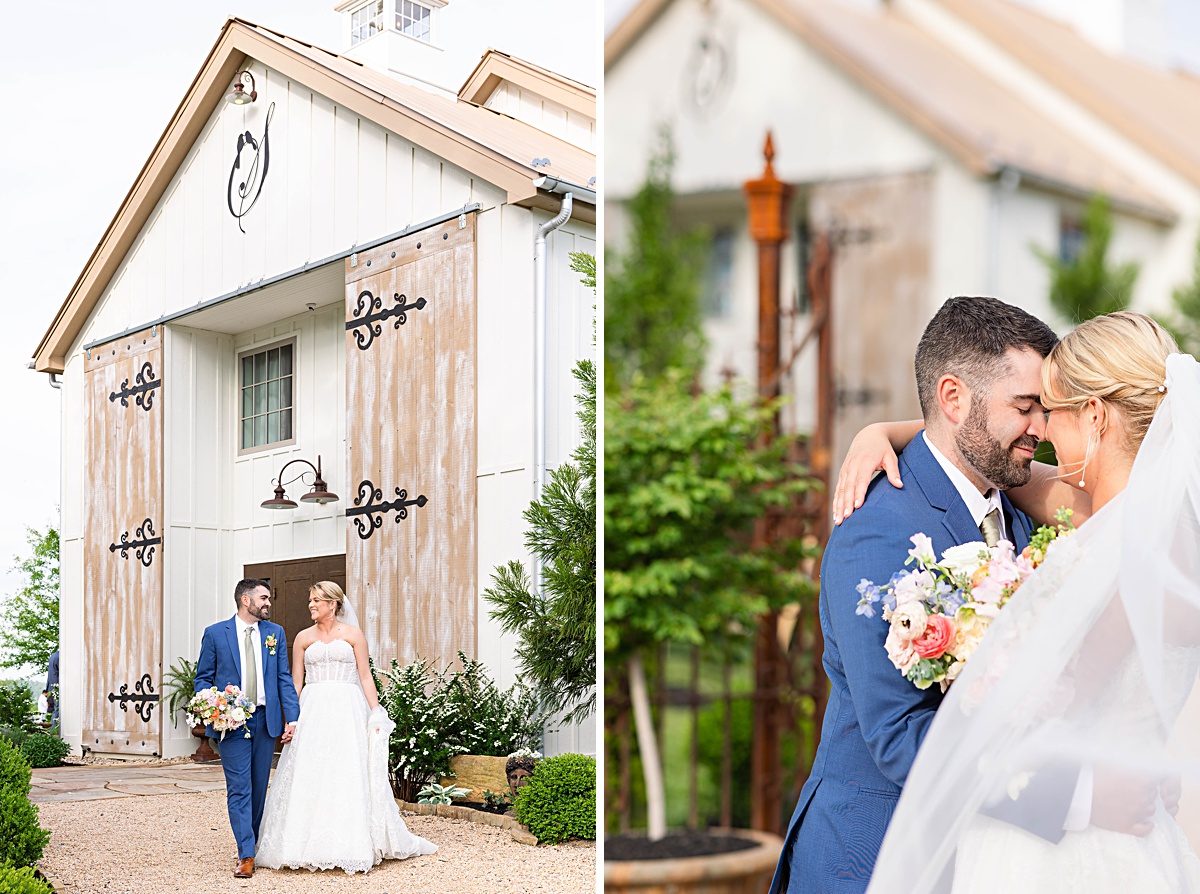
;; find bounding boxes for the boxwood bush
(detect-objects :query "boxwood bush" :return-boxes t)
[0,866,52,894]
[20,733,71,769]
[513,752,596,845]
[0,682,35,734]
[0,738,50,868]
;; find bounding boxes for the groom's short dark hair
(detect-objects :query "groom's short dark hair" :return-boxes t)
[234,578,270,610]
[915,296,1058,419]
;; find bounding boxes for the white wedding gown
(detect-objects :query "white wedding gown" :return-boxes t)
[255,639,437,873]
[951,645,1200,894]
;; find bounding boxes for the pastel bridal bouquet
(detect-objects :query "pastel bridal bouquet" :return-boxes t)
[186,684,256,739]
[856,509,1075,692]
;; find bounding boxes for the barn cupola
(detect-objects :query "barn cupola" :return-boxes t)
[336,0,463,97]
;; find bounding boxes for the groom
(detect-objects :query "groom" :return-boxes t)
[195,579,301,878]
[768,297,1062,894]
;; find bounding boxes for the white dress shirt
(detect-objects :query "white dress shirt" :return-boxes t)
[923,432,1091,830]
[923,433,1007,541]
[234,614,267,707]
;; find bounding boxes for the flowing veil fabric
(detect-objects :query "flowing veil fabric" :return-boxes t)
[867,353,1200,894]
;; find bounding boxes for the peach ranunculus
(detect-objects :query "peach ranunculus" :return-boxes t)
[913,614,956,659]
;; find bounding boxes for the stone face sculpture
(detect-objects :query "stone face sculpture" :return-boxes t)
[506,754,538,798]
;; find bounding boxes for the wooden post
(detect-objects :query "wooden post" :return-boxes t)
[744,132,794,835]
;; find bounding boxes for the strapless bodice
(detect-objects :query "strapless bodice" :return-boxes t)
[303,639,359,684]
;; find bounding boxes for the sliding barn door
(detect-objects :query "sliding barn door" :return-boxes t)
[345,214,477,668]
[82,328,164,755]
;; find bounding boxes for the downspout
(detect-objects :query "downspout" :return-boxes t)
[28,360,61,389]
[533,190,575,592]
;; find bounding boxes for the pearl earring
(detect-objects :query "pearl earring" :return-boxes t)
[1078,431,1097,488]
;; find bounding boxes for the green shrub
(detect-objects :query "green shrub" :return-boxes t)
[0,788,50,868]
[0,682,35,733]
[19,732,70,769]
[514,752,596,845]
[0,737,32,798]
[0,866,52,894]
[0,725,30,753]
[442,653,542,757]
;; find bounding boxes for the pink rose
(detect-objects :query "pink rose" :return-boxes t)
[913,614,956,659]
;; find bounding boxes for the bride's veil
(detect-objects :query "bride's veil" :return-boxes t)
[867,353,1200,892]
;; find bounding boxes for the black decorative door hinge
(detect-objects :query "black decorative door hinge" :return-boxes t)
[109,361,162,411]
[346,479,428,540]
[346,290,427,351]
[110,518,161,567]
[108,673,159,723]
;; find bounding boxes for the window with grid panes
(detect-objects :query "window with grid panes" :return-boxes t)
[397,0,432,41]
[240,344,294,450]
[351,0,384,45]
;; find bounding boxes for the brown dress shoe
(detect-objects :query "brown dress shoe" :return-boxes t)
[234,857,254,878]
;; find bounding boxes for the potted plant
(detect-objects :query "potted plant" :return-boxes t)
[161,658,217,762]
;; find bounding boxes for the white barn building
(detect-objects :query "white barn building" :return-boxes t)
[33,8,596,760]
[606,0,1200,462]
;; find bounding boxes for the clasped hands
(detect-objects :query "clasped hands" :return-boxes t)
[1091,767,1181,837]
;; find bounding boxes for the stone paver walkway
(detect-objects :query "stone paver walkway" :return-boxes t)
[30,762,227,803]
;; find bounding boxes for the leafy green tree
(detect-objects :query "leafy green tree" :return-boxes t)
[484,256,597,725]
[604,375,817,838]
[1157,233,1200,355]
[604,129,709,387]
[0,526,59,672]
[1034,194,1139,324]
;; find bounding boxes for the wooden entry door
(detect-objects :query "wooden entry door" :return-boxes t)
[243,554,347,658]
[82,328,164,755]
[344,214,477,668]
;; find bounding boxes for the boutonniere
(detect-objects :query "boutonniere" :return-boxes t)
[265,634,277,655]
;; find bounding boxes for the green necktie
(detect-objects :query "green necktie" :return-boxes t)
[244,626,258,704]
[980,507,1002,548]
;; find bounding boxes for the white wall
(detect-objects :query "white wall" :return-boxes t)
[82,56,505,352]
[483,82,595,152]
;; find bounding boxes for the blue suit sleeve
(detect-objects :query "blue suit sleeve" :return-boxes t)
[195,627,216,693]
[824,508,942,787]
[274,626,301,724]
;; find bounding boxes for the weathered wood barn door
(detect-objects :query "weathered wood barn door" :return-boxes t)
[82,328,164,755]
[345,214,477,668]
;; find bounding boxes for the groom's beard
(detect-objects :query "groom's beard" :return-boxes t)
[248,604,270,621]
[956,399,1039,489]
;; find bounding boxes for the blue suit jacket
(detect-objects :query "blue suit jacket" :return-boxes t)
[194,617,301,739]
[769,435,1036,894]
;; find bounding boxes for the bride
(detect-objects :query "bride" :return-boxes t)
[834,312,1200,892]
[255,581,437,873]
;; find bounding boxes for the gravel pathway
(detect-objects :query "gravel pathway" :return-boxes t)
[36,790,595,894]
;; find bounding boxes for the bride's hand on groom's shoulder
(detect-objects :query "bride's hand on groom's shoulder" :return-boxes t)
[834,422,904,524]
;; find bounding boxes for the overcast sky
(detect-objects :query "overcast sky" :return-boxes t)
[0,0,596,677]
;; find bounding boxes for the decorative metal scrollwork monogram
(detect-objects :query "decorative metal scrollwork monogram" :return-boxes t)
[108,673,159,723]
[346,479,428,540]
[109,361,161,411]
[346,290,427,351]
[227,101,274,234]
[109,518,161,567]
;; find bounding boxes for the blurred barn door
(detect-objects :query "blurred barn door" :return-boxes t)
[343,213,477,668]
[82,328,164,755]
[808,172,932,471]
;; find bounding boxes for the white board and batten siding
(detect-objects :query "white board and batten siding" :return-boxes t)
[483,83,595,153]
[82,56,505,342]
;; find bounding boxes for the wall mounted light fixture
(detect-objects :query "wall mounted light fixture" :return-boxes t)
[261,455,339,509]
[226,71,258,105]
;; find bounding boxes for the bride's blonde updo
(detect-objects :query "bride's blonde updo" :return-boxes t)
[309,580,346,617]
[1040,311,1178,454]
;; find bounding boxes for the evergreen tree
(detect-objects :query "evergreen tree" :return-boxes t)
[0,526,59,672]
[1157,234,1200,355]
[1033,194,1139,324]
[604,128,709,388]
[483,255,596,724]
